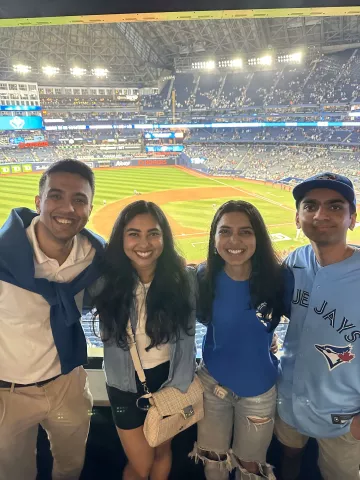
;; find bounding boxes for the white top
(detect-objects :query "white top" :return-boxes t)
[0,216,95,384]
[134,282,170,369]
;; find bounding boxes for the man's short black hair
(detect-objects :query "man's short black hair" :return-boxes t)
[39,159,95,197]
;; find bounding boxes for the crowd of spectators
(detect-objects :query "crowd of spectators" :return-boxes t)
[185,143,360,186]
[184,126,360,145]
[40,95,135,108]
[138,49,360,111]
[0,144,140,163]
[3,49,360,186]
[42,111,139,121]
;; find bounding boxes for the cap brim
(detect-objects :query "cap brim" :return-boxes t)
[293,179,355,204]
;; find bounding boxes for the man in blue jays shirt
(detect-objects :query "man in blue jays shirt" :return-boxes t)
[275,172,360,480]
[0,160,105,480]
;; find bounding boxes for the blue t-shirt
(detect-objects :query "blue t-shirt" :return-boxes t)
[202,268,293,398]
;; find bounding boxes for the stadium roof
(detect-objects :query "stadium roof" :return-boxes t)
[0,16,359,86]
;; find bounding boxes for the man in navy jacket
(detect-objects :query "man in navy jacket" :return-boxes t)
[0,159,105,480]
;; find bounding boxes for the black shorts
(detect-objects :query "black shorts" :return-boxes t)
[106,361,170,430]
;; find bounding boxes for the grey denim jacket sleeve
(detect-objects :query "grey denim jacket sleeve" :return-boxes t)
[91,267,198,393]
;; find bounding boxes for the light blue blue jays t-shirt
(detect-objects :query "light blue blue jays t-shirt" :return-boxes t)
[278,245,360,438]
[202,268,292,397]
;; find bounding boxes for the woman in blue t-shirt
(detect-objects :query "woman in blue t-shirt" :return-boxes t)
[191,200,293,480]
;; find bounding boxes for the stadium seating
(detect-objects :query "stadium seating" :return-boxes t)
[185,143,360,185]
[137,48,360,112]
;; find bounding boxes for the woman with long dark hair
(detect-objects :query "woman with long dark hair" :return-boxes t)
[93,200,197,480]
[191,200,293,480]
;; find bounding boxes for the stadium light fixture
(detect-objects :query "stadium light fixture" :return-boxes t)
[92,68,108,78]
[70,67,87,77]
[218,58,243,68]
[42,66,60,76]
[205,60,216,70]
[248,56,272,66]
[231,58,243,68]
[277,51,302,64]
[291,52,302,63]
[13,64,31,74]
[191,60,216,70]
[259,55,272,66]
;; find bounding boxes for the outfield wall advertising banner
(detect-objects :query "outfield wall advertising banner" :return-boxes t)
[0,157,177,174]
[11,165,22,173]
[0,165,11,174]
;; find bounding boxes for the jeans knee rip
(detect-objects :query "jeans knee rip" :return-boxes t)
[189,442,233,471]
[245,416,274,432]
[232,457,276,480]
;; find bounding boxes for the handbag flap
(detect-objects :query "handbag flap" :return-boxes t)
[149,375,204,417]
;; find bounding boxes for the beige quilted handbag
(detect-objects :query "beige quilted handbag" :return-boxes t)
[127,320,204,447]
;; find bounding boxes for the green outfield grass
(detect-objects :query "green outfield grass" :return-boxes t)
[1,166,360,262]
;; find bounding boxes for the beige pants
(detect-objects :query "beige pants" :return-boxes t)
[0,367,93,480]
[275,413,360,480]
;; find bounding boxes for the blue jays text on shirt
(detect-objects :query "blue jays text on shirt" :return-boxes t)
[292,289,360,344]
[293,288,357,373]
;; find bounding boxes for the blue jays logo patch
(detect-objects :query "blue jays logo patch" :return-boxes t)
[315,344,356,371]
[255,302,271,327]
[316,174,338,181]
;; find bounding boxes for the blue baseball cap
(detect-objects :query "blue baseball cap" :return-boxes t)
[293,172,357,211]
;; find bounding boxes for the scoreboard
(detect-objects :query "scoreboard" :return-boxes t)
[143,130,184,154]
[144,132,184,139]
[0,115,43,131]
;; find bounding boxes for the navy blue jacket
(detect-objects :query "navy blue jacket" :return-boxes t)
[0,208,106,374]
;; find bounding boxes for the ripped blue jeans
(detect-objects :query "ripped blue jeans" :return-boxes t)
[190,363,277,480]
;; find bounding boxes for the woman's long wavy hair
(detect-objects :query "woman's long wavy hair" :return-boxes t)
[93,200,192,349]
[198,200,286,331]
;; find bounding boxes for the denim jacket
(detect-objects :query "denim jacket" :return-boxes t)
[93,267,197,393]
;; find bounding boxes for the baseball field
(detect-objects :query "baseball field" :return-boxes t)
[1,165,360,262]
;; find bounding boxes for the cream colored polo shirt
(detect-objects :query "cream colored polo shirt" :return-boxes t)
[0,217,95,384]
